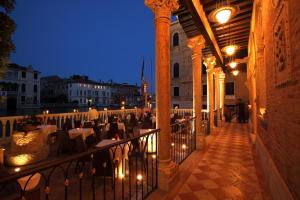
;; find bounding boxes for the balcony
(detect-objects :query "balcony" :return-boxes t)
[0,109,208,200]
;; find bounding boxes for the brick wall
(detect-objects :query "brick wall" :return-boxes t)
[249,0,300,198]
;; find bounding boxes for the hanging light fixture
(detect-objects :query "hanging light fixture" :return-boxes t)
[228,56,238,69]
[232,70,239,76]
[208,0,239,24]
[229,61,237,69]
[222,44,238,56]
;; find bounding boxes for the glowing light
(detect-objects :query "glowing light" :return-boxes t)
[171,143,175,147]
[223,45,237,56]
[232,70,239,76]
[104,108,107,111]
[10,154,34,166]
[229,61,237,69]
[15,167,21,172]
[215,9,232,24]
[260,108,266,116]
[119,173,125,179]
[152,154,156,159]
[137,174,143,181]
[182,144,187,150]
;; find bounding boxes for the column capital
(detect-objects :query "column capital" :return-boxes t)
[214,67,223,74]
[219,71,226,80]
[187,35,205,51]
[145,0,179,14]
[204,56,216,72]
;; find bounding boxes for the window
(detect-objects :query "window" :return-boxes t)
[203,84,207,96]
[21,84,26,92]
[21,96,25,104]
[34,85,37,93]
[173,63,179,78]
[174,87,179,96]
[173,33,179,46]
[80,90,82,96]
[34,72,38,80]
[225,82,235,95]
[22,71,26,78]
[33,96,37,104]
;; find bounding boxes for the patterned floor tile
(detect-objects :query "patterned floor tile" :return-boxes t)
[172,122,272,200]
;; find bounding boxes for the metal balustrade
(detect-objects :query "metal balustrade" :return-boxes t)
[170,117,196,164]
[0,108,209,141]
[0,129,159,200]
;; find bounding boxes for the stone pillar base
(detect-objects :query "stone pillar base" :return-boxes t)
[196,134,206,150]
[157,160,179,191]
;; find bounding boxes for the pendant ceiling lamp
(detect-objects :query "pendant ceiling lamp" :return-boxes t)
[208,0,239,24]
[221,11,239,57]
[229,61,237,69]
[232,70,239,76]
[222,44,238,56]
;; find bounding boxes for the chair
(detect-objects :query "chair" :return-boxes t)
[93,150,114,179]
[48,131,59,156]
[57,131,73,155]
[83,121,93,128]
[93,125,102,142]
[74,136,91,173]
[74,120,81,128]
[85,134,96,149]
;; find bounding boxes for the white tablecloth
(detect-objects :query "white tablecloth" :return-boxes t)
[96,139,130,161]
[37,125,57,140]
[68,128,94,141]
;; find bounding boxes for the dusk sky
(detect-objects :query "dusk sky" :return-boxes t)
[10,1,156,88]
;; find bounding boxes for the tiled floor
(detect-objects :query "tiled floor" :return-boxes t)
[172,122,272,200]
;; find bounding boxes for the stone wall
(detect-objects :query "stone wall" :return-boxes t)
[248,0,300,198]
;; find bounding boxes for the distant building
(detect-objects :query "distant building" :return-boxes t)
[109,81,140,108]
[170,20,248,109]
[41,75,140,108]
[0,63,40,111]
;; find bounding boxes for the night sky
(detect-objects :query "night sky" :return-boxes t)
[10,0,156,89]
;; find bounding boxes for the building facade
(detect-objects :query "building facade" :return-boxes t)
[41,75,140,108]
[170,20,249,109]
[0,64,40,110]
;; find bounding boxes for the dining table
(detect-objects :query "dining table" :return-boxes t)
[68,128,94,141]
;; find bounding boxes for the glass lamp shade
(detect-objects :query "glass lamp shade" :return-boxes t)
[229,61,237,69]
[225,45,237,56]
[232,70,239,76]
[215,9,232,24]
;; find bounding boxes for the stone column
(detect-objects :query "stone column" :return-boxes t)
[214,67,222,126]
[145,0,179,191]
[187,35,205,149]
[219,72,226,120]
[204,56,216,132]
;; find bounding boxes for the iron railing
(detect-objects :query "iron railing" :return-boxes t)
[170,117,196,164]
[0,129,159,200]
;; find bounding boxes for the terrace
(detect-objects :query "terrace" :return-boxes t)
[0,0,300,199]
